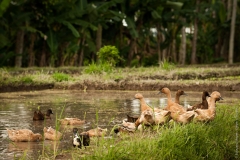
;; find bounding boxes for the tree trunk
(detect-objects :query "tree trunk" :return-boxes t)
[28,33,36,67]
[59,42,69,66]
[70,38,81,66]
[40,41,47,67]
[191,0,199,64]
[221,0,231,60]
[228,0,237,64]
[179,24,186,65]
[96,24,102,52]
[127,38,136,66]
[172,39,177,63]
[15,30,24,67]
[79,35,86,66]
[157,27,162,66]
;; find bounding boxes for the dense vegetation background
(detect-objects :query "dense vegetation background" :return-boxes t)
[0,0,239,68]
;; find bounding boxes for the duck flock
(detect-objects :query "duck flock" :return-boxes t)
[6,87,223,150]
[114,87,223,134]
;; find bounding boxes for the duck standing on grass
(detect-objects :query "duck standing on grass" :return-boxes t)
[194,91,223,122]
[159,87,195,124]
[187,91,211,111]
[72,128,90,149]
[33,108,53,121]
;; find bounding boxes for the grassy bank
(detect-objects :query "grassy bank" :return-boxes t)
[1,65,240,92]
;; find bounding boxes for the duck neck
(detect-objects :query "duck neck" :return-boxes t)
[139,98,151,111]
[166,92,173,106]
[208,97,216,112]
[175,94,180,104]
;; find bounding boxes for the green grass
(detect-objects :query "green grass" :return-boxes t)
[81,104,238,160]
[52,72,70,82]
[0,66,240,91]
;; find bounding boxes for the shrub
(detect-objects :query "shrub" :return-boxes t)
[52,72,69,82]
[97,45,123,67]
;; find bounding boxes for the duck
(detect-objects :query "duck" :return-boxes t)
[134,93,153,111]
[175,90,187,105]
[60,118,85,125]
[187,91,211,111]
[159,87,195,124]
[113,126,135,136]
[126,114,139,123]
[122,120,136,130]
[135,110,155,127]
[33,109,53,121]
[7,129,42,142]
[72,128,90,149]
[154,109,171,125]
[86,127,108,137]
[194,91,223,122]
[43,127,62,141]
[135,109,171,127]
[134,93,163,112]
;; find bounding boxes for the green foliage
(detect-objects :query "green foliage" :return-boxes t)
[20,76,33,84]
[160,59,176,70]
[97,45,123,67]
[84,62,113,74]
[0,0,11,17]
[52,72,69,82]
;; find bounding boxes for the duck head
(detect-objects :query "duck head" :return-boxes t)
[46,109,53,116]
[159,87,170,94]
[73,128,78,135]
[134,93,144,99]
[203,91,211,98]
[176,90,187,96]
[33,133,43,141]
[211,91,223,101]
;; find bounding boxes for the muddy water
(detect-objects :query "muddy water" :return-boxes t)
[0,90,239,159]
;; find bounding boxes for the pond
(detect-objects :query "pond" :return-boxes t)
[0,89,239,159]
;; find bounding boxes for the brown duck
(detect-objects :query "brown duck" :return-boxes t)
[159,87,195,124]
[187,91,211,111]
[175,90,187,105]
[194,91,223,122]
[33,109,53,121]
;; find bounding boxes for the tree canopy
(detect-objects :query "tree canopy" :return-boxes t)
[0,0,239,67]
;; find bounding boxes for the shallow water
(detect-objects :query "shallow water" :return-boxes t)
[0,90,239,159]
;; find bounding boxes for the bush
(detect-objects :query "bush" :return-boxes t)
[52,72,69,82]
[97,45,123,67]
